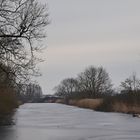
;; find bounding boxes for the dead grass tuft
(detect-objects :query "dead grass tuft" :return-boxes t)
[112,102,140,114]
[69,99,103,110]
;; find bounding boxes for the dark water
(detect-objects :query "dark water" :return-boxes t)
[0,103,140,140]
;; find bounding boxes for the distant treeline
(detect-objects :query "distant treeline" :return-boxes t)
[54,66,113,99]
[17,83,43,103]
[54,66,140,113]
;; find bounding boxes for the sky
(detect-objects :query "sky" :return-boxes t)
[36,0,140,94]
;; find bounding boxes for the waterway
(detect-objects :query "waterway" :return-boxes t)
[0,103,140,140]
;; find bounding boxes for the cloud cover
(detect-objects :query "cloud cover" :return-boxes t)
[37,0,140,94]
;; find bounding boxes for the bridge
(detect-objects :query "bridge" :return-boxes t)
[39,95,63,103]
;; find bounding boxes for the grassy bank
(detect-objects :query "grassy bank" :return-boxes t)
[0,88,18,125]
[60,98,140,114]
[68,99,103,110]
[96,96,140,114]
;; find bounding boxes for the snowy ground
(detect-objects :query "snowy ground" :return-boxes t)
[0,103,140,140]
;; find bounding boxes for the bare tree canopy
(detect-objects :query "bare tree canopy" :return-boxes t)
[120,73,140,93]
[0,0,49,40]
[54,66,113,99]
[54,78,78,97]
[0,0,49,84]
[77,66,113,97]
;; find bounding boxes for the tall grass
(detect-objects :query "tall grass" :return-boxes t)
[0,87,18,125]
[66,96,140,114]
[68,99,103,110]
[94,94,140,114]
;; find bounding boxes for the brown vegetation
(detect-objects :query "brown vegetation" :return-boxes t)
[0,89,18,114]
[63,98,140,114]
[0,88,18,125]
[55,72,140,115]
[55,99,65,104]
[112,102,140,114]
[69,99,103,110]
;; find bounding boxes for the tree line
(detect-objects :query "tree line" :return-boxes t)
[54,66,140,110]
[54,66,113,99]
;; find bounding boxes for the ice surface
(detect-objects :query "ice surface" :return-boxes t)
[0,103,140,140]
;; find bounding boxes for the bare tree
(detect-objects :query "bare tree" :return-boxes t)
[54,66,113,99]
[54,85,66,97]
[120,73,140,93]
[77,66,112,98]
[0,0,49,84]
[54,78,79,98]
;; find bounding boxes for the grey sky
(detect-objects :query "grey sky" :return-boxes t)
[37,0,140,94]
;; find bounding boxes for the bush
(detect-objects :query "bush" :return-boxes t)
[96,94,140,114]
[68,99,103,110]
[0,87,18,125]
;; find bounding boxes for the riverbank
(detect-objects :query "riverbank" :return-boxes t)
[1,103,140,140]
[57,98,140,114]
[0,90,18,125]
[68,99,103,110]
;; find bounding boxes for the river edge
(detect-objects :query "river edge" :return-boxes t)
[1,99,139,126]
[0,112,16,126]
[56,98,140,116]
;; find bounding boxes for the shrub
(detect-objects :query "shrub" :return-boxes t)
[0,87,18,125]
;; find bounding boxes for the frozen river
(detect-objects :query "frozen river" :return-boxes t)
[0,103,140,140]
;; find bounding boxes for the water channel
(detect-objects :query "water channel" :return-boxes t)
[0,103,140,140]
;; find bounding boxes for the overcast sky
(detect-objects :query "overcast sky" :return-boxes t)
[36,0,140,94]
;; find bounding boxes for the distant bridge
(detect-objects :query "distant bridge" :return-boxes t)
[39,95,63,103]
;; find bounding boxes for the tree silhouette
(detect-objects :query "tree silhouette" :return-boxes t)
[0,0,49,84]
